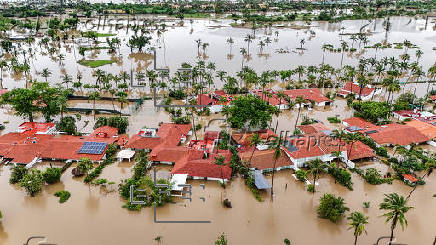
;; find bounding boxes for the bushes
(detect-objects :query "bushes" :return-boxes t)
[168,89,186,99]
[94,116,129,134]
[42,167,62,184]
[84,158,114,183]
[317,193,349,223]
[295,169,307,182]
[351,101,391,123]
[105,143,117,159]
[54,190,71,203]
[245,173,262,202]
[327,116,341,123]
[19,169,44,196]
[9,165,28,184]
[328,165,353,190]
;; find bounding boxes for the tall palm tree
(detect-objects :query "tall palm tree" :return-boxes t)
[306,159,327,193]
[347,211,369,245]
[294,96,306,132]
[226,37,234,56]
[41,68,52,82]
[244,34,253,55]
[214,156,226,188]
[269,135,283,202]
[248,133,262,168]
[379,193,413,245]
[340,41,349,68]
[0,60,8,88]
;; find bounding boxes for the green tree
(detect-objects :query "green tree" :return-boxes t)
[248,133,262,168]
[294,96,306,131]
[0,88,39,122]
[223,94,278,129]
[56,116,77,135]
[42,167,62,184]
[379,193,413,245]
[19,169,44,197]
[317,193,349,223]
[269,135,283,202]
[306,159,327,193]
[347,211,369,245]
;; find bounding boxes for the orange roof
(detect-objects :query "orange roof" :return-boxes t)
[430,95,436,101]
[239,149,293,170]
[341,82,375,97]
[368,123,429,146]
[297,123,329,134]
[284,88,331,103]
[283,134,344,159]
[402,174,418,183]
[405,119,436,140]
[346,141,375,161]
[125,123,191,150]
[90,126,118,138]
[343,117,376,129]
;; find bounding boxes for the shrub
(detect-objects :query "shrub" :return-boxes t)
[328,166,353,190]
[105,143,117,159]
[295,169,307,182]
[307,184,315,193]
[317,193,349,223]
[54,190,71,203]
[363,201,370,208]
[168,89,186,99]
[19,169,44,196]
[327,116,341,123]
[284,238,291,245]
[42,167,62,184]
[9,165,28,184]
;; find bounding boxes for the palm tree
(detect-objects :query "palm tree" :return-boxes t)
[347,211,369,245]
[269,135,283,202]
[88,91,100,121]
[379,193,413,245]
[195,38,202,55]
[244,34,253,55]
[41,68,52,82]
[226,37,234,56]
[294,96,306,132]
[0,60,8,88]
[306,159,327,193]
[214,156,226,188]
[340,41,349,68]
[248,133,262,168]
[240,48,247,69]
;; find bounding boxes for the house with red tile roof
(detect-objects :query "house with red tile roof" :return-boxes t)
[346,141,375,161]
[367,123,430,147]
[342,117,377,133]
[297,123,330,135]
[402,174,418,184]
[239,148,293,173]
[282,134,347,168]
[0,89,8,96]
[337,82,377,100]
[125,123,192,151]
[251,89,289,110]
[0,126,122,165]
[284,88,332,107]
[196,91,234,113]
[405,119,436,140]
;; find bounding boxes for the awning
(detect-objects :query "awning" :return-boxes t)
[253,170,271,190]
[171,174,188,191]
[116,149,135,161]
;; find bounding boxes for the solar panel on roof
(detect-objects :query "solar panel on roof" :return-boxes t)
[78,141,108,155]
[347,126,362,132]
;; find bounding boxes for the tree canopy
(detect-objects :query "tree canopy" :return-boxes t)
[223,94,278,129]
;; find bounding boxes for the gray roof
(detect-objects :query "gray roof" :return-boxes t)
[347,126,362,132]
[253,170,271,190]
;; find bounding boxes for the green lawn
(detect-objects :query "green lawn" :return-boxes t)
[78,59,115,68]
[81,31,116,38]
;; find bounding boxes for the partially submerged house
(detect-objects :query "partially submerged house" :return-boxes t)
[393,110,436,122]
[343,117,430,148]
[284,88,333,107]
[239,148,293,173]
[0,124,124,166]
[196,90,234,113]
[251,89,289,110]
[337,82,377,100]
[125,123,192,151]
